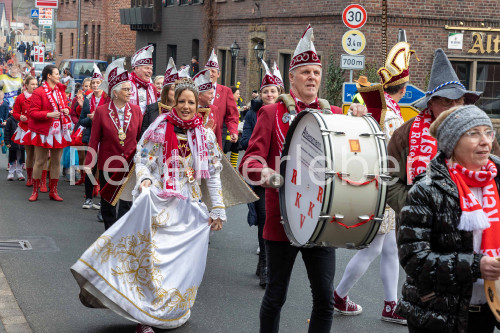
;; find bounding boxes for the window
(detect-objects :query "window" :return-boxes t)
[180,0,190,4]
[96,25,101,59]
[192,0,202,3]
[84,25,88,58]
[70,33,74,56]
[91,25,95,58]
[279,53,292,92]
[451,60,500,116]
[219,50,227,85]
[59,32,63,55]
[167,44,177,64]
[163,0,175,6]
[191,39,199,60]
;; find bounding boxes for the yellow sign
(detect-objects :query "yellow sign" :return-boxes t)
[342,104,419,122]
[468,32,500,54]
[342,30,366,55]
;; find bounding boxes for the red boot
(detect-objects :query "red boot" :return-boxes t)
[93,179,100,197]
[29,179,40,201]
[74,170,86,185]
[40,170,48,193]
[26,168,33,187]
[49,179,63,201]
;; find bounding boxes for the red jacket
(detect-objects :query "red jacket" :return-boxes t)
[12,93,30,132]
[212,84,239,147]
[239,100,341,242]
[85,102,143,170]
[28,84,69,136]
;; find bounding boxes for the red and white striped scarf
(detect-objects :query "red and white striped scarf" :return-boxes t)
[128,72,156,109]
[448,160,500,256]
[89,92,107,113]
[42,81,72,135]
[407,108,437,184]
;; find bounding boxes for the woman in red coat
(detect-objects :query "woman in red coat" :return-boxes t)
[27,65,72,201]
[12,75,45,187]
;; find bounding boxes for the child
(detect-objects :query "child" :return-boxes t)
[4,112,25,180]
[0,91,9,168]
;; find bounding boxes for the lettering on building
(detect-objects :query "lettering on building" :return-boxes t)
[468,32,500,54]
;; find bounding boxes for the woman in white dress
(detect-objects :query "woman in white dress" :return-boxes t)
[71,78,226,333]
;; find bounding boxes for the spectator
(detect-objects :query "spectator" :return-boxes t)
[190,56,199,77]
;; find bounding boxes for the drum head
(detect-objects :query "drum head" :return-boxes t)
[280,112,326,246]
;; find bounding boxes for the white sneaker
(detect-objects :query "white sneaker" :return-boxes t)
[256,246,260,255]
[7,173,14,181]
[92,201,101,210]
[16,170,25,181]
[82,198,93,209]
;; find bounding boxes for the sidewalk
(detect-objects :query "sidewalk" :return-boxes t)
[0,264,32,333]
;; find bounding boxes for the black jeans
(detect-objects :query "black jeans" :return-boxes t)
[99,170,132,230]
[408,307,497,333]
[8,148,25,164]
[260,240,336,333]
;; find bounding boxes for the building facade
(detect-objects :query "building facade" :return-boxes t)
[56,0,136,66]
[126,0,500,116]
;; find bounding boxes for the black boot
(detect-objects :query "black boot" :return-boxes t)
[259,252,267,288]
[256,254,262,277]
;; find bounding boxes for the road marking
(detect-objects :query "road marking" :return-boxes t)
[0,265,32,333]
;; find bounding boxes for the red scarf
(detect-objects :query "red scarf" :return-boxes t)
[143,109,209,199]
[448,160,500,256]
[129,72,156,107]
[42,81,72,133]
[407,108,437,184]
[384,92,403,119]
[90,92,106,113]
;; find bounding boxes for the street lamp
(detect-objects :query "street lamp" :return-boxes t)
[230,40,245,66]
[254,41,265,61]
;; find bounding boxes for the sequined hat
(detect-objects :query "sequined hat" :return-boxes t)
[377,42,417,88]
[131,44,154,68]
[204,49,219,70]
[163,57,178,87]
[99,57,129,95]
[91,63,103,81]
[260,60,279,91]
[193,69,213,92]
[272,61,284,90]
[289,25,322,71]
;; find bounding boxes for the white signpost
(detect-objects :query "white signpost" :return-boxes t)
[340,54,365,70]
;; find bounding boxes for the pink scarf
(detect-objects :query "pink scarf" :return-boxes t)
[143,109,209,199]
[407,108,437,184]
[448,160,500,256]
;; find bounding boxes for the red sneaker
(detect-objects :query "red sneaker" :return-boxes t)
[381,300,407,325]
[334,290,362,315]
[135,324,155,333]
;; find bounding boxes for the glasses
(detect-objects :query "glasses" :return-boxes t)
[464,129,496,142]
[433,96,465,108]
[120,88,132,92]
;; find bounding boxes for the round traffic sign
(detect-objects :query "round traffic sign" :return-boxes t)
[342,4,367,29]
[342,30,366,55]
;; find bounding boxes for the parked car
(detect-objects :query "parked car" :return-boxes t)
[32,62,49,78]
[58,59,108,84]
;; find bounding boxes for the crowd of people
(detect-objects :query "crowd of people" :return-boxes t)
[1,24,500,333]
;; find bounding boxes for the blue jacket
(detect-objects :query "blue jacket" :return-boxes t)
[0,100,9,128]
[78,98,93,144]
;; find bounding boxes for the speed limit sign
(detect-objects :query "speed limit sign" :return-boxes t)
[342,4,367,29]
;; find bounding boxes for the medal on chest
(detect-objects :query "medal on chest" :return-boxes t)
[118,128,127,146]
[282,112,291,123]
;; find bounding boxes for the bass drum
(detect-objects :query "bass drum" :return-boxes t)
[279,110,388,249]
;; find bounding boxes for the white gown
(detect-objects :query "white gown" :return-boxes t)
[71,124,225,329]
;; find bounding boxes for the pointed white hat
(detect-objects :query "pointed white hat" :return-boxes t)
[204,49,219,70]
[163,57,178,87]
[289,25,321,71]
[178,65,191,79]
[272,61,284,90]
[99,57,129,95]
[260,60,279,91]
[91,63,103,80]
[193,69,213,92]
[131,44,154,68]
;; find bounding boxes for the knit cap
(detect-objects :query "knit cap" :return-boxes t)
[431,105,492,158]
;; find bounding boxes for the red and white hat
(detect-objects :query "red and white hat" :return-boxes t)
[131,44,154,68]
[99,57,129,95]
[272,61,284,90]
[204,49,219,70]
[260,60,279,91]
[178,65,191,79]
[163,57,178,87]
[193,69,213,92]
[91,63,103,81]
[289,25,321,71]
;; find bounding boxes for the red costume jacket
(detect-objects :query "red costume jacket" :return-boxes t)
[239,100,341,242]
[28,84,69,136]
[212,83,239,147]
[84,102,143,170]
[12,93,30,131]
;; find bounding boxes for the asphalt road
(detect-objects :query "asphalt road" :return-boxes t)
[0,151,410,333]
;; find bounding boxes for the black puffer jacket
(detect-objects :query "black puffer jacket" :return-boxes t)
[397,152,500,333]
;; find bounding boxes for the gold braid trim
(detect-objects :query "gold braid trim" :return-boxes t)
[111,163,135,206]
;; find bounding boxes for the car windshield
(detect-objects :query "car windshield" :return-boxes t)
[34,64,45,70]
[73,62,106,77]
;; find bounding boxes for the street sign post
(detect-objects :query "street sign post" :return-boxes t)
[31,9,39,18]
[342,4,367,29]
[36,0,58,8]
[342,82,358,103]
[340,54,365,70]
[342,30,366,55]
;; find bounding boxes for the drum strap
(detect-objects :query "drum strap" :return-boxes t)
[277,94,332,114]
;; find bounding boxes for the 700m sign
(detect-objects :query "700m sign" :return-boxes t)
[340,54,365,70]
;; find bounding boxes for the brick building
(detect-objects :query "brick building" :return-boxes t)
[126,0,500,115]
[56,0,136,66]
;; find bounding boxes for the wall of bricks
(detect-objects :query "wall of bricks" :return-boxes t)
[56,0,136,66]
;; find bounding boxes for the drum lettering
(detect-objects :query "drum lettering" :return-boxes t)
[308,202,315,218]
[300,214,306,228]
[317,186,323,203]
[291,169,298,184]
[295,192,302,208]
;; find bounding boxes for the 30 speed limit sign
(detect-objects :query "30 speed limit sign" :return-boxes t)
[342,4,367,29]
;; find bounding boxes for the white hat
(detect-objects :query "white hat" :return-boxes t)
[131,44,154,68]
[272,61,284,90]
[204,49,219,70]
[163,57,178,87]
[193,69,213,92]
[178,65,191,79]
[99,57,129,95]
[91,63,103,81]
[289,25,321,71]
[260,60,279,91]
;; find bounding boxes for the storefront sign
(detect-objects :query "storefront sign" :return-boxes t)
[448,32,463,50]
[468,32,500,54]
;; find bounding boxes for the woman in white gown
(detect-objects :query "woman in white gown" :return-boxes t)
[71,78,226,333]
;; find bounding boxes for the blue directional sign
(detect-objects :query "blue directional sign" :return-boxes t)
[31,9,39,18]
[342,82,358,103]
[399,84,425,105]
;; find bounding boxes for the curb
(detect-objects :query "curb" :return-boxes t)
[0,266,32,333]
